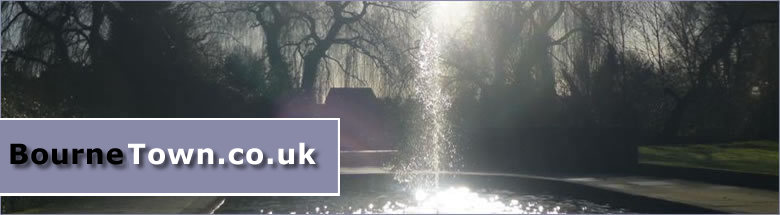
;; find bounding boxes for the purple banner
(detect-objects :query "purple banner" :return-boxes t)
[0,119,340,195]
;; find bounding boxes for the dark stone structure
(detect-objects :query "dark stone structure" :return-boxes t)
[275,88,393,152]
[318,88,393,151]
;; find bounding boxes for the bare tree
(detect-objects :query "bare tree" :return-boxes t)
[288,1,420,101]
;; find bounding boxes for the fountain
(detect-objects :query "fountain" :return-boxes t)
[208,3,699,214]
[390,27,457,190]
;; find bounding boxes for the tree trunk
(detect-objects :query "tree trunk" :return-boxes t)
[662,94,690,138]
[87,2,105,61]
[264,23,291,94]
[301,19,342,102]
[301,47,327,102]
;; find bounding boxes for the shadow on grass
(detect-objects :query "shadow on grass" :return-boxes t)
[639,140,778,175]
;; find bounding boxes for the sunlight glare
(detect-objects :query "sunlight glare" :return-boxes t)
[430,1,474,32]
[383,186,564,214]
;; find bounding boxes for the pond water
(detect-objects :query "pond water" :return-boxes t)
[215,174,632,214]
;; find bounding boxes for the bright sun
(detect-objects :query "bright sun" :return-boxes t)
[430,1,474,32]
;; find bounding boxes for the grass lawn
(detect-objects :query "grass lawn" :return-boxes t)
[639,140,779,175]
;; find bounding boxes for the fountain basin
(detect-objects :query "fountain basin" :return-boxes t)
[215,173,721,214]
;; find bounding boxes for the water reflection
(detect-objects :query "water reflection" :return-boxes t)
[394,187,562,214]
[223,186,629,214]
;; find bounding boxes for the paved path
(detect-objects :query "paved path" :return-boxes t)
[561,176,778,214]
[9,197,224,214]
[343,167,779,214]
